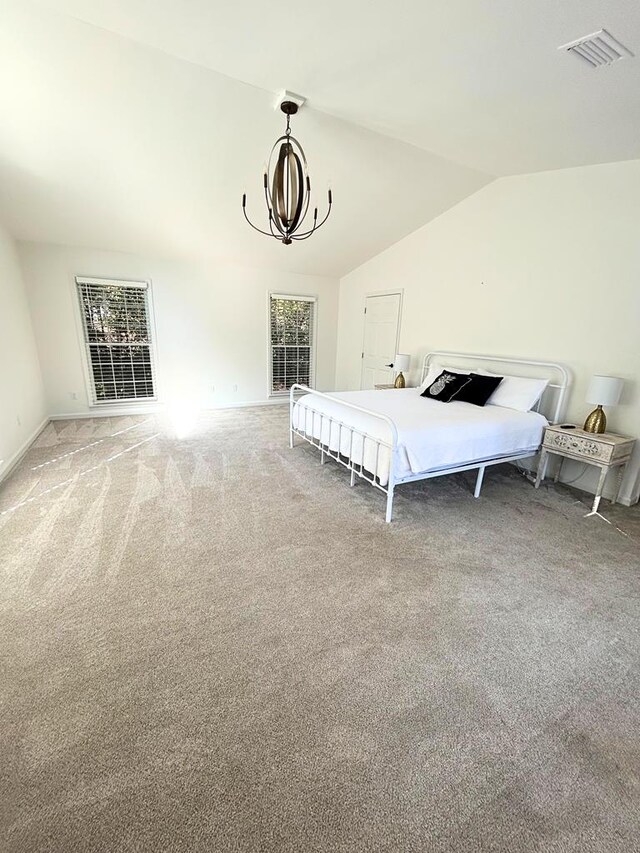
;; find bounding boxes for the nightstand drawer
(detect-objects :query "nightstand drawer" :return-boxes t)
[543,431,615,462]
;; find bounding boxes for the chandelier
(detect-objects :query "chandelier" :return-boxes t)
[242,100,332,244]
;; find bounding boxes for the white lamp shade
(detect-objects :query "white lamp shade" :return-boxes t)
[394,353,411,372]
[586,375,623,407]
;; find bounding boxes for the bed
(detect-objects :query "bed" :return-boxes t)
[289,351,570,522]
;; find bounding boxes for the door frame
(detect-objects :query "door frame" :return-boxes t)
[360,289,404,390]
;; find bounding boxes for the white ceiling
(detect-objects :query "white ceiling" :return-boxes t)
[38,0,640,175]
[0,2,490,277]
[1,0,639,277]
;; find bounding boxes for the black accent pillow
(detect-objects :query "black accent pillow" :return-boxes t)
[453,373,503,406]
[421,370,471,402]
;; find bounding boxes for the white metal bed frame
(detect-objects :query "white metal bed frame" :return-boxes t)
[289,352,570,522]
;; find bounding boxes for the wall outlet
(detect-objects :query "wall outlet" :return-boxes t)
[232,384,238,392]
[69,391,78,400]
[211,385,216,393]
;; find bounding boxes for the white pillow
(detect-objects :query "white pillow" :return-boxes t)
[482,370,548,412]
[417,362,470,394]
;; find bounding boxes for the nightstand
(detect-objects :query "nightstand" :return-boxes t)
[534,425,635,515]
[374,383,397,390]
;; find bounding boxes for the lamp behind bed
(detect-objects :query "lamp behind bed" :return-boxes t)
[393,353,411,389]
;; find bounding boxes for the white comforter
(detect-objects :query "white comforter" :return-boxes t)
[292,388,547,486]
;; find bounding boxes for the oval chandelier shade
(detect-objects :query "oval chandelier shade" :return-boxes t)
[272,137,304,233]
[242,101,333,245]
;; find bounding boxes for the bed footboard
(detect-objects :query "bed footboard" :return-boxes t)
[289,384,400,522]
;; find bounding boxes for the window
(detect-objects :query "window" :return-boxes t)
[76,277,156,404]
[269,294,316,394]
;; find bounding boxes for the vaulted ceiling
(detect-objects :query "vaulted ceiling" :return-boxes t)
[1,0,639,276]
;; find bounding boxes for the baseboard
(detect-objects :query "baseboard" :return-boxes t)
[0,417,50,485]
[206,398,289,410]
[50,398,288,420]
[51,405,162,420]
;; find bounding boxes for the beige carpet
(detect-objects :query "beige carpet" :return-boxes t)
[1,407,639,853]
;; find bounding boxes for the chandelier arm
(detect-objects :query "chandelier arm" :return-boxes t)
[290,225,316,240]
[268,211,284,241]
[302,196,332,234]
[313,202,332,231]
[263,171,276,222]
[292,219,326,241]
[290,227,315,240]
[242,200,280,238]
[291,228,317,241]
[271,218,288,239]
[290,222,318,240]
[291,191,332,238]
[289,207,320,239]
[246,220,280,239]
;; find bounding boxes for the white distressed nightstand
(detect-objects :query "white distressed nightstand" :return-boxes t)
[374,383,397,390]
[534,425,635,515]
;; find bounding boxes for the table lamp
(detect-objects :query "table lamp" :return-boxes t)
[583,375,623,434]
[393,353,411,388]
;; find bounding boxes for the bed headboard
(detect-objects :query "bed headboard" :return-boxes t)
[421,351,571,424]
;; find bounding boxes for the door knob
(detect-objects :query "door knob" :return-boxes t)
[385,363,394,368]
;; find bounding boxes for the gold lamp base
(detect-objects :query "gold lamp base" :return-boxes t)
[583,405,606,434]
[394,371,406,389]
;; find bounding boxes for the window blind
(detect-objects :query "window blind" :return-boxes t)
[269,294,316,394]
[76,277,156,404]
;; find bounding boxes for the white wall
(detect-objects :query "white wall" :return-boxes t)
[19,243,338,417]
[337,160,640,505]
[0,225,46,478]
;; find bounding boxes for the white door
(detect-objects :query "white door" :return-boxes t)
[360,293,402,389]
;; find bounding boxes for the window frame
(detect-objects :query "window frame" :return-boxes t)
[74,276,159,407]
[267,292,318,398]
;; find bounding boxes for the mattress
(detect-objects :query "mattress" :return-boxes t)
[292,388,547,486]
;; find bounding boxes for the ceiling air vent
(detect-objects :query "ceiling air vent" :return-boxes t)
[558,29,633,68]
